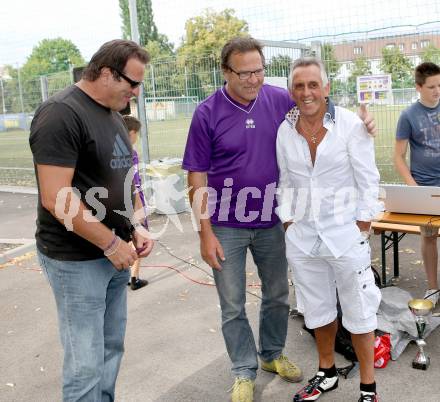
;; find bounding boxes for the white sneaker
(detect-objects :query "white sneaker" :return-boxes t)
[424,289,439,308]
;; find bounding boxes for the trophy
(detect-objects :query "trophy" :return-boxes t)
[408,298,434,370]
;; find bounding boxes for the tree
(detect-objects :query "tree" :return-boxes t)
[380,47,413,88]
[329,79,349,98]
[321,43,340,80]
[1,65,21,113]
[350,56,372,77]
[266,55,292,78]
[178,8,248,59]
[177,8,248,100]
[21,38,84,78]
[19,38,85,112]
[346,56,372,93]
[421,44,440,65]
[119,0,175,101]
[119,0,173,53]
[145,39,174,61]
[330,56,374,105]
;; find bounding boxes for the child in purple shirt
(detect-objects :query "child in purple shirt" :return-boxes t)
[123,115,149,291]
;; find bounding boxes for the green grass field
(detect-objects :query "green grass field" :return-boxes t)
[363,104,406,183]
[0,105,405,186]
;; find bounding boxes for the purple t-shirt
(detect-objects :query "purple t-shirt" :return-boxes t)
[182,84,293,228]
[132,149,148,228]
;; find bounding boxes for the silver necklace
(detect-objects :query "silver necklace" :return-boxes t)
[299,121,323,144]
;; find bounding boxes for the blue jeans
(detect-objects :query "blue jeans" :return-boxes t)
[211,224,289,380]
[38,251,130,402]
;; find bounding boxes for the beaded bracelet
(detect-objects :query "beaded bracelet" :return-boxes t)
[103,234,118,252]
[104,235,121,257]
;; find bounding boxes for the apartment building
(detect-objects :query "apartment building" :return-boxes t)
[332,32,440,81]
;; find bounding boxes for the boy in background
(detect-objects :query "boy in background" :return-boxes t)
[124,115,149,291]
[394,62,440,306]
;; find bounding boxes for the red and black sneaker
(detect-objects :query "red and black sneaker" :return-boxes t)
[293,371,338,401]
[358,392,378,401]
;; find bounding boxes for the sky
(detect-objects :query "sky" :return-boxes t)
[1,0,439,67]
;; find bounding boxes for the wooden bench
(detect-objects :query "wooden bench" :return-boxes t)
[371,221,440,286]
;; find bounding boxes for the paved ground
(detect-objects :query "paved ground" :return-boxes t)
[1,190,440,401]
[0,191,37,239]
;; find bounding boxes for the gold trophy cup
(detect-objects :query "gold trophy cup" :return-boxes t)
[408,298,434,370]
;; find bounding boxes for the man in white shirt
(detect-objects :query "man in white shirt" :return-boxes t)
[276,57,382,402]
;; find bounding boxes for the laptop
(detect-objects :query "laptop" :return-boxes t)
[381,184,440,215]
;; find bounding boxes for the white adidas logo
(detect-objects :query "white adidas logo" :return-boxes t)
[110,134,132,169]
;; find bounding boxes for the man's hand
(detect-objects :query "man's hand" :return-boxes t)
[358,104,377,137]
[188,171,224,270]
[356,220,371,233]
[132,228,154,258]
[200,230,225,270]
[107,239,138,271]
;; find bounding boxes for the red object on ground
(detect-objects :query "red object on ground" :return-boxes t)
[374,334,391,368]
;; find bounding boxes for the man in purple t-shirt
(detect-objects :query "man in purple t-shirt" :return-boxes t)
[183,36,376,401]
[183,37,300,401]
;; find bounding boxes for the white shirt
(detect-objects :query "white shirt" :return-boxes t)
[275,101,383,258]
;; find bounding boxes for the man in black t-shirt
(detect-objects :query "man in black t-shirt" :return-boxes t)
[29,40,153,401]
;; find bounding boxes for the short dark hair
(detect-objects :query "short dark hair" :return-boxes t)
[82,39,150,81]
[123,115,141,132]
[415,62,440,86]
[220,36,265,70]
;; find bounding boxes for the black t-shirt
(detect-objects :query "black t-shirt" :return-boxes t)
[29,85,134,261]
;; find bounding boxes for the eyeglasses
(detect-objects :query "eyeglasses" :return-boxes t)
[228,67,265,80]
[112,68,142,88]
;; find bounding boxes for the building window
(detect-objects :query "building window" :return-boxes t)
[354,47,362,55]
[412,42,418,50]
[421,40,430,48]
[385,43,395,49]
[399,43,405,51]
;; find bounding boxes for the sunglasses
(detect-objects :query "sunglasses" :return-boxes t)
[112,68,142,88]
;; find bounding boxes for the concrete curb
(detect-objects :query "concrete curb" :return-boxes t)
[0,240,36,264]
[0,185,37,195]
